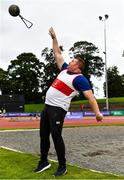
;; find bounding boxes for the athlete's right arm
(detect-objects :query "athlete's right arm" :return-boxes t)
[49,27,64,70]
[83,90,103,122]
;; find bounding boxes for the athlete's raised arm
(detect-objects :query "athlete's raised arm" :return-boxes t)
[49,27,64,70]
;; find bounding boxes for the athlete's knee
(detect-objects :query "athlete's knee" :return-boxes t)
[51,127,61,140]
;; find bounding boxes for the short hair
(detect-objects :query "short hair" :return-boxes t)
[74,55,85,71]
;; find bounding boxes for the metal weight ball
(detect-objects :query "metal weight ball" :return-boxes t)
[8,5,20,17]
[8,4,33,28]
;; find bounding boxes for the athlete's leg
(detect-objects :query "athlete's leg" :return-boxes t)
[47,105,67,167]
[40,106,50,162]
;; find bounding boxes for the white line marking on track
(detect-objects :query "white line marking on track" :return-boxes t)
[0,129,39,132]
[0,146,24,153]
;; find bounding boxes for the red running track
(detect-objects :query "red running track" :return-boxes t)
[0,116,124,129]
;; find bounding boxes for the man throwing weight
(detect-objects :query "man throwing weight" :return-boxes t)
[35,27,103,177]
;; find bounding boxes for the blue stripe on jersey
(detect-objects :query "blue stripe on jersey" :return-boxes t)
[61,62,91,92]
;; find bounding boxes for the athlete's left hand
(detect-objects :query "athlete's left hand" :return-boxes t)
[96,113,103,122]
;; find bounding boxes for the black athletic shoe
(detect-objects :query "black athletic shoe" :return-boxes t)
[53,166,67,177]
[34,161,51,173]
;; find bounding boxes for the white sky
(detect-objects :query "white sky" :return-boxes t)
[0,0,124,98]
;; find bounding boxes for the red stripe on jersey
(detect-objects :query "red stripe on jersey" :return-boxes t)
[52,78,74,96]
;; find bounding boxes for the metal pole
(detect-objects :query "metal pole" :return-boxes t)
[99,15,109,111]
[122,50,124,57]
[104,20,109,110]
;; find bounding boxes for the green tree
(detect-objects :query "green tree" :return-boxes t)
[69,41,104,80]
[6,53,43,103]
[104,66,124,97]
[0,68,6,82]
[0,68,8,94]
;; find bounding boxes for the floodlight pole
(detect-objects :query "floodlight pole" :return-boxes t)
[122,50,124,57]
[99,14,109,111]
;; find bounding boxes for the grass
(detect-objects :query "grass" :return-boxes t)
[63,124,124,128]
[0,148,124,179]
[25,103,45,112]
[0,124,124,131]
[24,97,124,112]
[72,97,124,104]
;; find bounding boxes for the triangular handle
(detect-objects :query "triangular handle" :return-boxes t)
[19,14,33,29]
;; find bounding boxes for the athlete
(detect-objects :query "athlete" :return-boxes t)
[34,27,103,176]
